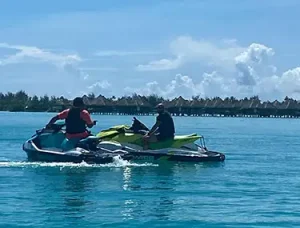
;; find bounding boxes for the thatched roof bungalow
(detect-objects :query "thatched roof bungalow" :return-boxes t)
[83,95,114,113]
[45,94,300,117]
[113,95,152,114]
[164,96,191,115]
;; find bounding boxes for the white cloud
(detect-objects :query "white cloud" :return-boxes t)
[198,71,231,98]
[125,73,231,99]
[0,43,81,67]
[136,36,245,71]
[222,38,238,46]
[62,63,89,80]
[88,80,111,90]
[125,74,202,98]
[0,42,92,96]
[234,43,275,86]
[124,81,163,96]
[83,80,113,96]
[95,50,160,57]
[127,39,300,101]
[169,36,244,65]
[0,43,125,97]
[1,37,300,101]
[279,67,300,99]
[79,67,119,72]
[136,56,183,71]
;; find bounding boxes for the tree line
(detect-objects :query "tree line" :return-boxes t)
[0,90,298,113]
[0,91,66,112]
[0,91,165,112]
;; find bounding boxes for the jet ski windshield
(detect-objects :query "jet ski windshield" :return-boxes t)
[129,117,149,135]
[35,121,64,132]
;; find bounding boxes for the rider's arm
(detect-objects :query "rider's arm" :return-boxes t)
[46,109,68,127]
[46,115,59,127]
[81,110,96,128]
[148,120,161,136]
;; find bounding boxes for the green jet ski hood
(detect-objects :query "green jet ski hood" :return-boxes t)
[96,125,202,150]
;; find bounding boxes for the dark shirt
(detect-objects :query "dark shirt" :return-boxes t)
[156,111,175,138]
[58,108,93,139]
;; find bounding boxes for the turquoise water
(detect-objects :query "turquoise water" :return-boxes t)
[1,112,300,227]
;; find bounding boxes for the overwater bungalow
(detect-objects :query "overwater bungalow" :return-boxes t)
[113,95,152,115]
[2,90,300,118]
[83,95,114,114]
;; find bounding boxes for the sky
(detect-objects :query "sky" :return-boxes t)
[0,0,300,101]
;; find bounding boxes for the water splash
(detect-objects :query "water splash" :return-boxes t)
[0,157,9,162]
[0,156,158,169]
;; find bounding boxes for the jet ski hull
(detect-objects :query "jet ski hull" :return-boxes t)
[22,125,133,164]
[97,141,226,163]
[23,143,130,164]
[126,150,225,163]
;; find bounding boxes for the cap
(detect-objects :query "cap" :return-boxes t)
[73,97,85,107]
[155,103,164,109]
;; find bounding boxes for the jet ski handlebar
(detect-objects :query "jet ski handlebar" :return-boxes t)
[33,123,66,136]
[46,123,66,131]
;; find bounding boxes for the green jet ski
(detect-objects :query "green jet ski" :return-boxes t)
[95,117,226,163]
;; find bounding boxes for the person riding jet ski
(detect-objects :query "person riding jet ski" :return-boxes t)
[143,103,175,149]
[46,97,97,151]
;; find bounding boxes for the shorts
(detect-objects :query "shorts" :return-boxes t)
[61,137,81,151]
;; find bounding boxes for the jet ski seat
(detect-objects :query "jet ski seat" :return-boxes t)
[77,136,100,151]
[78,136,99,143]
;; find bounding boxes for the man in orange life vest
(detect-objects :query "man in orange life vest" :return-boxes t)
[46,97,97,151]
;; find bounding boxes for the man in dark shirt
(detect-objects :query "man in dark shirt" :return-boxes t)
[143,103,175,149]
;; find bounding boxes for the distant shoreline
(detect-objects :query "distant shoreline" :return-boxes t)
[1,90,300,118]
[1,110,299,119]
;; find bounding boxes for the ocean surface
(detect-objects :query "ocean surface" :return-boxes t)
[1,112,300,227]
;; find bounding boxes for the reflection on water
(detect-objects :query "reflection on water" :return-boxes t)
[153,196,174,220]
[22,166,99,224]
[0,156,227,225]
[121,199,146,221]
[120,162,217,221]
[61,169,95,220]
[122,167,132,191]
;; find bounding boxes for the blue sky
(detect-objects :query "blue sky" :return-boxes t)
[0,0,300,101]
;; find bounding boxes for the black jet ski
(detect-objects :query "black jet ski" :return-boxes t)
[22,122,133,164]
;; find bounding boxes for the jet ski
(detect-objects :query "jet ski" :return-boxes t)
[95,117,226,163]
[22,122,133,164]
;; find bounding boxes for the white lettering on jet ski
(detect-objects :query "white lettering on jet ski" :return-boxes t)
[132,156,154,161]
